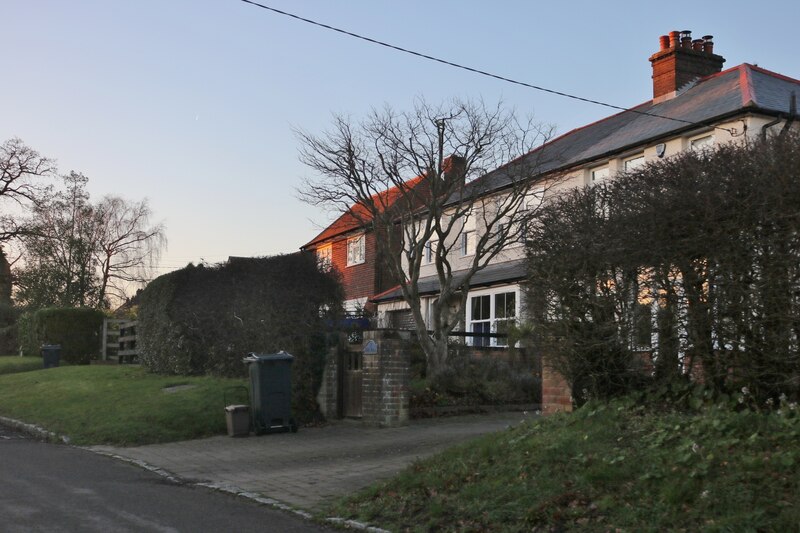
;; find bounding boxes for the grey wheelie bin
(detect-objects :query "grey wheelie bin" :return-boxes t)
[41,344,61,369]
[243,351,297,434]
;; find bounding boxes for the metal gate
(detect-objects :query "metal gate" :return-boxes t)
[342,350,363,418]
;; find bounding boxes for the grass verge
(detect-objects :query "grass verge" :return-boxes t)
[0,355,45,375]
[0,365,247,446]
[329,399,800,531]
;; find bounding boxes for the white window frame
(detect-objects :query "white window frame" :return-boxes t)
[624,154,645,171]
[346,234,365,266]
[465,285,520,347]
[590,165,610,185]
[316,244,332,271]
[690,134,715,151]
[423,239,438,265]
[459,214,476,257]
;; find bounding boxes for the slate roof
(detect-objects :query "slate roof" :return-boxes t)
[371,259,528,303]
[373,63,800,303]
[470,64,800,196]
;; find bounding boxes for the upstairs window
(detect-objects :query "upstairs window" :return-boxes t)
[316,245,332,271]
[424,239,438,264]
[691,135,714,151]
[624,155,645,171]
[346,234,365,266]
[590,166,609,185]
[460,214,476,257]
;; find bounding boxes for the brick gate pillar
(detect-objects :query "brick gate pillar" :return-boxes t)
[541,364,573,415]
[361,330,410,427]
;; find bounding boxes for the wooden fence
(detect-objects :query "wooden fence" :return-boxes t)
[101,318,138,363]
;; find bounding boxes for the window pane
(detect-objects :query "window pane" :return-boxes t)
[472,321,491,347]
[471,295,490,320]
[625,155,645,171]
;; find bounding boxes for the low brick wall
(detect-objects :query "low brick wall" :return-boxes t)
[361,330,410,427]
[541,365,573,415]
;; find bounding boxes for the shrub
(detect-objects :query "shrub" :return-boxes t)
[17,307,104,364]
[0,303,20,354]
[137,252,342,422]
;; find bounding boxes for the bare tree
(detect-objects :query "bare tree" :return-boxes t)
[93,195,166,305]
[0,138,55,243]
[298,98,557,374]
[16,173,166,309]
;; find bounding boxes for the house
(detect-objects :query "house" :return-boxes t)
[301,176,429,314]
[372,30,800,350]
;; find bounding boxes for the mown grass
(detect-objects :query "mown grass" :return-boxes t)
[0,355,45,375]
[329,399,800,531]
[0,365,247,446]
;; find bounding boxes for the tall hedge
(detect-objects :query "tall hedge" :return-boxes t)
[137,252,342,421]
[18,307,105,364]
[0,303,20,355]
[526,132,800,406]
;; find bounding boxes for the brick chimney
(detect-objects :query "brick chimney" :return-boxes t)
[441,154,467,188]
[649,30,725,101]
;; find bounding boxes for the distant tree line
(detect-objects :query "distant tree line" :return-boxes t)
[525,132,800,407]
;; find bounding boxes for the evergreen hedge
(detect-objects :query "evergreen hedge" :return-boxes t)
[17,307,104,364]
[137,252,342,422]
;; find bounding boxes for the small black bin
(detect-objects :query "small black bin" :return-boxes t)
[243,351,297,434]
[41,344,61,369]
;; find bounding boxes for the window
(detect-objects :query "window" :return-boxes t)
[460,215,476,257]
[467,288,518,347]
[691,135,714,151]
[624,155,645,171]
[590,166,609,184]
[316,245,332,271]
[346,234,365,266]
[424,239,438,264]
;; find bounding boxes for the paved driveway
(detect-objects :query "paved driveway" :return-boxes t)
[90,412,535,512]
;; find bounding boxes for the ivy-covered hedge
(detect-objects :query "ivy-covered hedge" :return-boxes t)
[137,252,342,422]
[0,303,20,354]
[18,307,105,364]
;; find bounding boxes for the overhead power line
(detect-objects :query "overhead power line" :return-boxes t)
[239,0,736,135]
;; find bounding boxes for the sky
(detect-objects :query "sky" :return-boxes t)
[2,0,798,280]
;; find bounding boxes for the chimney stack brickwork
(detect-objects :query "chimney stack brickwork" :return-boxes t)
[649,30,725,101]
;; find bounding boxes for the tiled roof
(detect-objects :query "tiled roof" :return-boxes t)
[302,175,426,249]
[371,259,528,303]
[470,64,800,195]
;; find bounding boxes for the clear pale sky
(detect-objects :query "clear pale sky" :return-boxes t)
[2,1,797,279]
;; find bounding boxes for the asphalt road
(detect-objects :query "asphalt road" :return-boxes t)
[0,427,332,532]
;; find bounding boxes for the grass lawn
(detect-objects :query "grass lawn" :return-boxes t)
[330,399,800,532]
[0,355,45,375]
[0,365,247,446]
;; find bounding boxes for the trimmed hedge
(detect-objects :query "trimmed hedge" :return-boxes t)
[0,303,19,354]
[18,307,104,364]
[137,252,342,422]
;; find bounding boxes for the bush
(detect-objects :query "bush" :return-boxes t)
[17,307,104,364]
[526,133,800,406]
[137,252,342,423]
[422,348,540,407]
[0,303,20,354]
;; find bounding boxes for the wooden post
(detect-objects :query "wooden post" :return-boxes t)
[101,318,109,361]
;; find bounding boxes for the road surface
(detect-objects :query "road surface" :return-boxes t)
[0,426,331,532]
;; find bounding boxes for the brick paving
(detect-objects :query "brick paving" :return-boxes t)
[90,412,535,511]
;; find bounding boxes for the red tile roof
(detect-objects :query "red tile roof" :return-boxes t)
[302,175,426,249]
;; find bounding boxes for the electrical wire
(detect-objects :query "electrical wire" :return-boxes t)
[239,0,737,135]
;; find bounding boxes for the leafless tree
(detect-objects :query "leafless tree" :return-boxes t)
[298,98,557,374]
[16,172,166,309]
[93,195,166,305]
[0,138,55,243]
